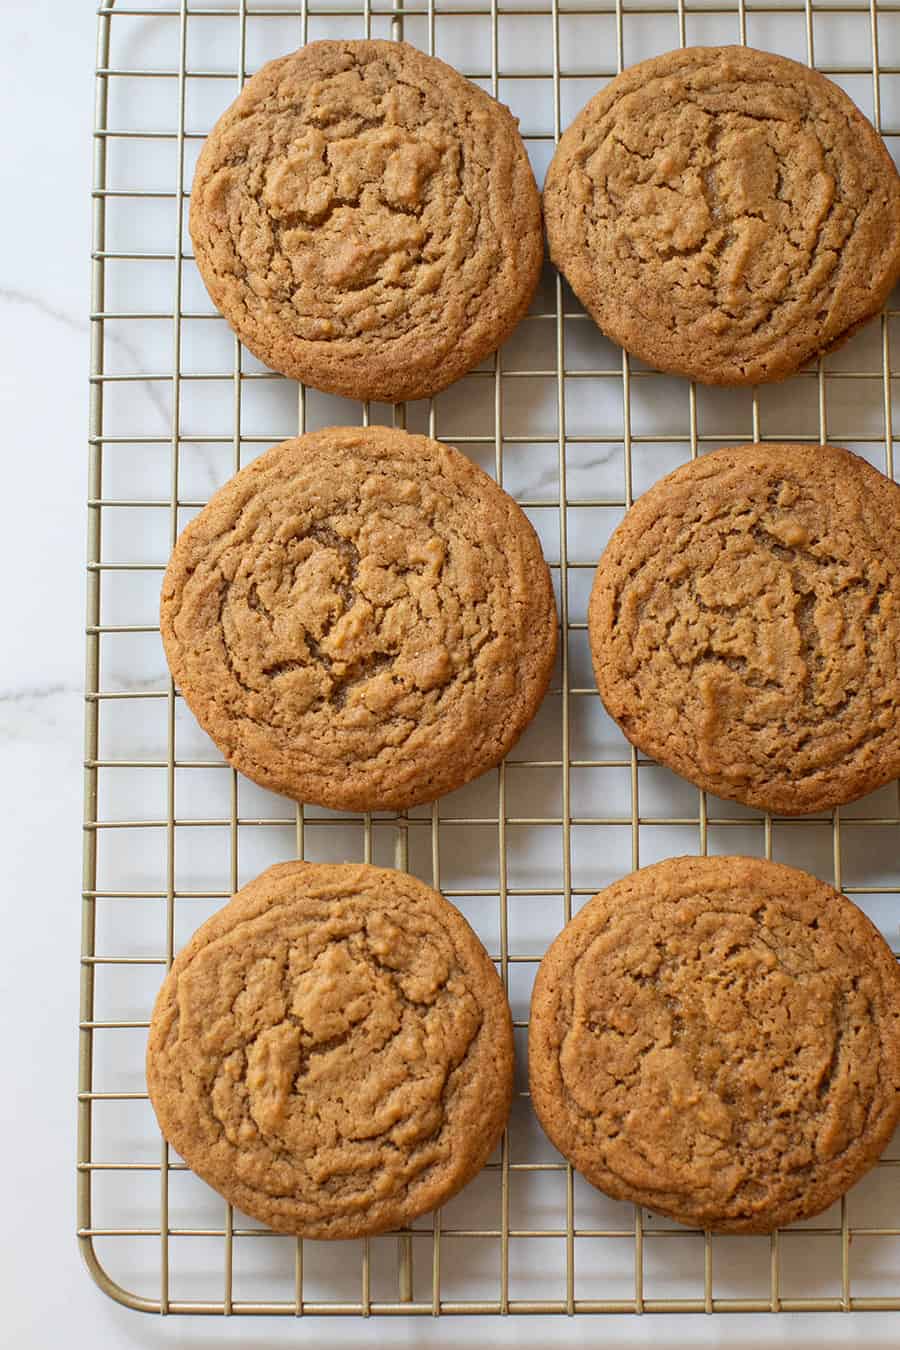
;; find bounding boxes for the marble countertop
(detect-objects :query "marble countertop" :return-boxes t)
[3,2,898,1346]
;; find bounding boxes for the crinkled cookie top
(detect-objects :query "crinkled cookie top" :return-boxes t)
[589,442,900,814]
[529,855,900,1232]
[545,46,900,383]
[190,40,543,400]
[147,862,514,1237]
[161,426,557,811]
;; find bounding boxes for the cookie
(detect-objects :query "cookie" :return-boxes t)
[588,443,900,815]
[147,861,513,1238]
[529,855,900,1233]
[544,46,900,384]
[161,425,557,811]
[189,39,543,402]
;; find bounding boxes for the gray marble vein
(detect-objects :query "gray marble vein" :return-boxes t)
[0,285,171,425]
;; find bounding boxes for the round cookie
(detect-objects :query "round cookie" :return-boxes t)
[189,40,543,402]
[588,442,900,815]
[161,425,557,812]
[147,861,514,1238]
[544,46,900,384]
[529,855,900,1233]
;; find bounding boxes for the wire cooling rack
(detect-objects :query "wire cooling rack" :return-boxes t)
[80,0,900,1318]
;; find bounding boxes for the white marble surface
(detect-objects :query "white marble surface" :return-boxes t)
[3,1,900,1345]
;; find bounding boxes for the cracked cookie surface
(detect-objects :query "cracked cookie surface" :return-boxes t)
[544,46,900,384]
[588,443,900,815]
[529,855,900,1232]
[147,861,514,1237]
[160,425,557,811]
[189,39,543,401]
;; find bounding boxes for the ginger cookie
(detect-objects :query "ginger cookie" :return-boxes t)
[189,40,543,402]
[588,443,900,815]
[147,861,513,1238]
[529,855,900,1233]
[544,46,900,384]
[161,426,557,811]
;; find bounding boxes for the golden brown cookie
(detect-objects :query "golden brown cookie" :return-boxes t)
[147,861,513,1238]
[544,46,900,384]
[161,425,557,811]
[588,443,900,815]
[189,40,543,402]
[529,855,900,1233]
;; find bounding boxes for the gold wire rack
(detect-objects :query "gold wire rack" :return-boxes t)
[80,0,900,1317]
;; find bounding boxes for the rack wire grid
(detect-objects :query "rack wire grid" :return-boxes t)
[79,0,900,1320]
